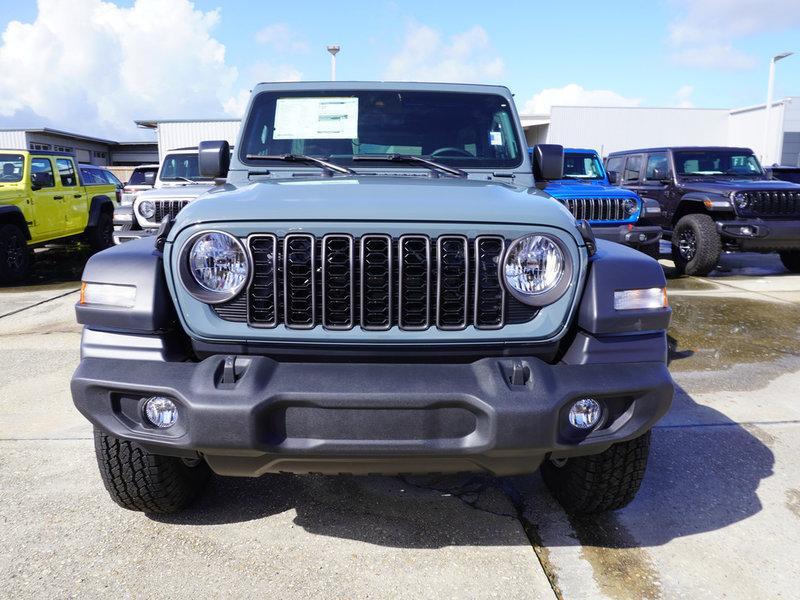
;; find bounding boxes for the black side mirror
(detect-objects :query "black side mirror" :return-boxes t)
[198,140,231,179]
[31,182,42,191]
[607,170,618,184]
[649,168,671,182]
[143,171,157,186]
[532,144,564,181]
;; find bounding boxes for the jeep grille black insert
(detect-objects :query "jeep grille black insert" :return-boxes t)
[154,200,191,223]
[744,190,800,218]
[213,234,541,330]
[561,198,629,221]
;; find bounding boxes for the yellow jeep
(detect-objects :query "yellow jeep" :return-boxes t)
[0,150,116,282]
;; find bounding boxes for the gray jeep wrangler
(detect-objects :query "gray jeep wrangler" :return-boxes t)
[71,82,673,515]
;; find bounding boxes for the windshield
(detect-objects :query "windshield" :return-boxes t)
[674,150,764,177]
[0,153,24,182]
[159,153,210,181]
[129,167,157,185]
[563,152,604,180]
[240,90,522,169]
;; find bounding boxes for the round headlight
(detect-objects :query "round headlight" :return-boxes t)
[181,231,249,303]
[138,200,155,219]
[623,198,639,216]
[732,191,748,209]
[502,234,571,306]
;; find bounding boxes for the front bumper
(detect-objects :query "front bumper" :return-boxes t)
[717,219,800,250]
[591,224,661,248]
[71,354,673,477]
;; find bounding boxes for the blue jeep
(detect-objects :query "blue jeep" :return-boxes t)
[543,148,662,258]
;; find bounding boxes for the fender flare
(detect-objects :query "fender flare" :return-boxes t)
[0,204,31,240]
[87,195,114,228]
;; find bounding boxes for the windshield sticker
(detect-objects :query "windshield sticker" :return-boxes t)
[273,97,358,140]
[489,131,503,146]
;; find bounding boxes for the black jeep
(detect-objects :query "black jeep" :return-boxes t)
[606,146,800,276]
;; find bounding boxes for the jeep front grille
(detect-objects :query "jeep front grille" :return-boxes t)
[154,200,191,223]
[215,233,537,330]
[744,191,800,217]
[561,197,631,222]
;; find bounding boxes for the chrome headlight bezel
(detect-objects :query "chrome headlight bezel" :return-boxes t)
[731,191,749,210]
[138,200,155,219]
[178,230,250,304]
[622,197,639,217]
[499,233,573,307]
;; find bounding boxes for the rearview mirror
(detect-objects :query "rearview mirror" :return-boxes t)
[607,170,619,184]
[532,144,564,181]
[198,140,231,179]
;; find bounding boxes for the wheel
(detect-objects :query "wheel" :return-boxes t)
[87,212,113,251]
[671,213,721,276]
[93,428,211,513]
[779,251,800,273]
[541,431,651,514]
[0,223,32,283]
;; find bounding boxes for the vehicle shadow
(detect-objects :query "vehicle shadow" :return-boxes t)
[0,245,89,290]
[151,379,774,550]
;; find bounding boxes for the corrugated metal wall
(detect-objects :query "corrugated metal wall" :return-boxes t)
[780,100,800,166]
[0,130,26,149]
[157,121,241,160]
[547,106,730,157]
[728,102,785,164]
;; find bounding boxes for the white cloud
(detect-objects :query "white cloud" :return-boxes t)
[384,23,505,83]
[674,84,694,108]
[254,23,309,54]
[521,84,642,115]
[0,0,239,139]
[667,0,800,69]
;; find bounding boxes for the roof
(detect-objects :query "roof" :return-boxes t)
[0,127,117,145]
[607,146,755,156]
[564,148,599,154]
[0,148,76,157]
[135,119,240,129]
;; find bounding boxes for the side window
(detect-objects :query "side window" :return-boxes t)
[101,170,122,187]
[624,155,642,182]
[56,159,77,187]
[645,153,669,179]
[606,157,625,179]
[30,158,55,188]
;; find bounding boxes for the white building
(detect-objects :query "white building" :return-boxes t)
[135,119,241,161]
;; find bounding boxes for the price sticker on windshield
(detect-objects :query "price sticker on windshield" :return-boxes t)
[489,131,503,146]
[274,97,358,140]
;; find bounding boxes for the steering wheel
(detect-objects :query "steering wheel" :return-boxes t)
[430,147,473,158]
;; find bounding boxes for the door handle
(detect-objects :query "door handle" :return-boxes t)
[53,195,64,200]
[74,194,82,198]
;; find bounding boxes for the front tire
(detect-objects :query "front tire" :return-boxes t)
[0,223,32,283]
[779,250,800,273]
[93,429,211,514]
[87,212,113,251]
[671,213,721,276]
[541,431,651,514]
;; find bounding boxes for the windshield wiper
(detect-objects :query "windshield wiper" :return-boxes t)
[352,154,467,178]
[173,176,204,184]
[246,154,355,175]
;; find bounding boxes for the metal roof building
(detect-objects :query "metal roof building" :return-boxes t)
[135,119,241,161]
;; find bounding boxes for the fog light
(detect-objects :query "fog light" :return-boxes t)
[143,397,178,428]
[740,226,754,236]
[568,398,602,429]
[638,233,647,242]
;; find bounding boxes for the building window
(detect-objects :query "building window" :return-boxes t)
[53,145,74,153]
[93,151,107,158]
[29,142,52,151]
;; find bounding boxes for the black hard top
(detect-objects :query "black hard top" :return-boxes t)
[607,146,754,157]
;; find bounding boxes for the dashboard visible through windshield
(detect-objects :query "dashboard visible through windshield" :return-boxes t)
[160,153,211,182]
[563,153,604,179]
[239,90,523,169]
[674,150,764,177]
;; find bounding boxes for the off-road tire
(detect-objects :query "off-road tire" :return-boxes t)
[671,213,721,276]
[87,212,113,251]
[93,428,211,514]
[541,431,651,514]
[779,250,800,273]
[0,223,31,283]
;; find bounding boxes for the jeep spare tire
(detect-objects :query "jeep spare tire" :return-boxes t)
[671,213,721,276]
[0,223,31,283]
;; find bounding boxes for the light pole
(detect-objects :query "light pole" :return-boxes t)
[763,51,794,165]
[327,45,340,81]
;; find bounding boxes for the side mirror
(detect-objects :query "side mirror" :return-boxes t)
[31,182,42,191]
[143,171,157,186]
[607,170,619,184]
[198,140,231,179]
[649,168,671,182]
[532,144,564,181]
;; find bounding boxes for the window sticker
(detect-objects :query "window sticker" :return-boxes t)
[489,131,503,146]
[273,97,359,140]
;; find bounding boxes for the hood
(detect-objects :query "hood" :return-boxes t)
[683,178,800,195]
[172,176,575,229]
[136,184,215,201]
[544,179,639,199]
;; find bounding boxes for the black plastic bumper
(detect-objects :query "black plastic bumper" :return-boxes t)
[717,219,800,250]
[591,224,661,248]
[71,355,673,477]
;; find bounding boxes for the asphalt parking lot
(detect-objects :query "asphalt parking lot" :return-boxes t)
[1,247,799,599]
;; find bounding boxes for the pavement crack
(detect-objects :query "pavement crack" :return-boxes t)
[395,475,518,519]
[0,288,79,320]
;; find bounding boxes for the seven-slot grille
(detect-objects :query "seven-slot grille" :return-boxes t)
[743,190,800,217]
[561,197,632,222]
[220,233,535,331]
[154,199,191,223]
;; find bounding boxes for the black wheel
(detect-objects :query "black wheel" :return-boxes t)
[93,428,211,513]
[779,251,800,273]
[541,431,651,514]
[0,223,32,283]
[671,214,721,276]
[87,212,113,251]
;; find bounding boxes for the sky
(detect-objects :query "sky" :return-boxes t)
[0,0,799,141]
